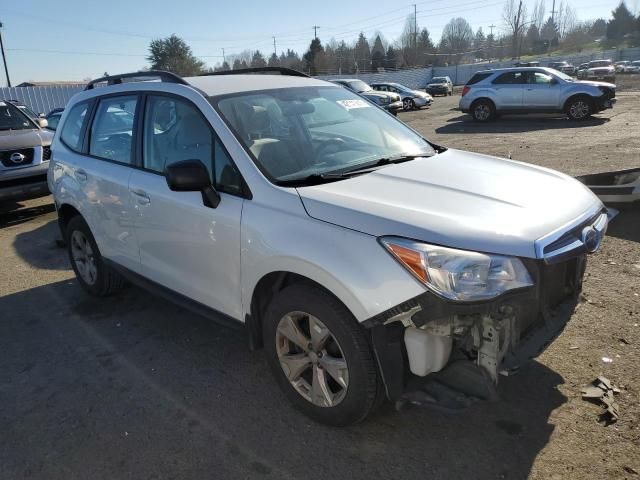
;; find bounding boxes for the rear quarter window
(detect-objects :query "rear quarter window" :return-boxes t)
[466,73,492,85]
[60,102,90,152]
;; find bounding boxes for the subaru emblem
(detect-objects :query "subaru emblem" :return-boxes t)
[581,226,601,253]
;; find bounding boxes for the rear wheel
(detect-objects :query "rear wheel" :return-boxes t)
[471,99,495,122]
[66,216,126,296]
[263,284,380,426]
[566,96,593,120]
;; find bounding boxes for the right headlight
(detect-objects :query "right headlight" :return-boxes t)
[380,237,534,302]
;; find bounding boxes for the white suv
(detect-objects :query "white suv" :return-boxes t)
[49,69,608,426]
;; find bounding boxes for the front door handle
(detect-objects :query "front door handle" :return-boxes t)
[75,168,87,182]
[131,189,151,205]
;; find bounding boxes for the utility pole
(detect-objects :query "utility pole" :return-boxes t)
[221,48,226,65]
[272,36,277,56]
[312,25,319,40]
[514,0,523,59]
[0,22,11,87]
[551,0,557,25]
[413,4,418,65]
[489,24,496,36]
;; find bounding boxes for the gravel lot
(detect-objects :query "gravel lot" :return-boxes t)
[1,93,639,480]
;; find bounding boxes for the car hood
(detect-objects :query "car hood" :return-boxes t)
[587,66,614,72]
[575,79,616,88]
[413,90,431,98]
[427,83,447,87]
[0,128,53,149]
[296,149,602,259]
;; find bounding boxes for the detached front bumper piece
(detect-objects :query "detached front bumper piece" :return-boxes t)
[366,255,586,401]
[576,167,640,204]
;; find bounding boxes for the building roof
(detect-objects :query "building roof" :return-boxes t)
[17,81,87,88]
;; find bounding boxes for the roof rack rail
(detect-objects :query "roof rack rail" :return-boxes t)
[200,67,309,78]
[84,70,189,90]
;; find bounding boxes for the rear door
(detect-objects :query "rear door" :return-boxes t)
[522,71,562,109]
[128,93,245,319]
[80,94,141,271]
[491,71,526,109]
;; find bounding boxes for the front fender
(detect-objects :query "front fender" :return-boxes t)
[241,195,425,323]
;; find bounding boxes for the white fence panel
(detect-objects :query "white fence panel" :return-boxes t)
[0,85,85,114]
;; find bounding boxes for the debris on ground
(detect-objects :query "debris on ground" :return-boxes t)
[581,376,620,425]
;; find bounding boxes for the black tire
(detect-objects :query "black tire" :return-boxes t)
[566,96,593,121]
[448,90,453,96]
[66,215,126,296]
[263,284,380,426]
[471,99,496,122]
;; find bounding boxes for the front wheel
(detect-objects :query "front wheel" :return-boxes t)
[402,98,415,111]
[263,284,380,426]
[566,97,593,120]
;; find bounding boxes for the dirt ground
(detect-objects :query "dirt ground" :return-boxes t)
[1,93,639,480]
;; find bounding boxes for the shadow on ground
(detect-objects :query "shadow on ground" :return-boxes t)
[436,114,609,134]
[606,206,640,243]
[0,275,567,480]
[0,199,55,228]
[11,220,68,270]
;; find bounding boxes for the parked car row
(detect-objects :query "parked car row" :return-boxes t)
[331,78,434,113]
[614,60,640,73]
[576,59,616,83]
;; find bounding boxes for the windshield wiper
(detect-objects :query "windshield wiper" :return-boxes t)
[277,154,429,187]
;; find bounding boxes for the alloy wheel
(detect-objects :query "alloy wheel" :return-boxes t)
[275,311,349,407]
[474,104,491,121]
[570,101,590,119]
[403,98,412,110]
[70,230,97,285]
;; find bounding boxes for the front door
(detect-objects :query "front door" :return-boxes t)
[523,71,563,109]
[129,94,245,319]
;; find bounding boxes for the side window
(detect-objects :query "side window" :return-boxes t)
[89,96,137,164]
[60,102,89,152]
[532,72,553,85]
[143,95,243,195]
[493,72,526,85]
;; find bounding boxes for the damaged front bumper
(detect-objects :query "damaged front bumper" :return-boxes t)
[366,255,586,401]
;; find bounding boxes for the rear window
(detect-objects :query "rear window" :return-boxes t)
[466,73,492,85]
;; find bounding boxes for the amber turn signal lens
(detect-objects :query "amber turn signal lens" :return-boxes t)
[386,243,428,283]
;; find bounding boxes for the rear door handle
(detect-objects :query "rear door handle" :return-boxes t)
[131,189,151,205]
[75,168,87,182]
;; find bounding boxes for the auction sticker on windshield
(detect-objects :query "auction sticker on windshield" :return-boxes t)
[337,99,370,110]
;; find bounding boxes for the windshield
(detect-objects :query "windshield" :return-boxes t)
[553,70,574,82]
[0,102,35,131]
[347,80,372,93]
[18,105,39,121]
[590,60,612,67]
[213,86,434,185]
[431,77,447,83]
[46,113,62,131]
[391,83,412,93]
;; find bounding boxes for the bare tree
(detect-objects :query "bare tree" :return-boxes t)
[556,1,578,38]
[440,17,474,64]
[503,0,528,57]
[531,0,546,30]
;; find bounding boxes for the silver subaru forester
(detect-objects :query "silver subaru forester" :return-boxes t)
[48,69,607,426]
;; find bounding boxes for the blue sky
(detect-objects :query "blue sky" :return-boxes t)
[1,0,633,85]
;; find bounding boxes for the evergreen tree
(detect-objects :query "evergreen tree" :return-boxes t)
[251,50,267,68]
[303,38,325,75]
[606,1,636,40]
[354,32,371,71]
[146,34,205,76]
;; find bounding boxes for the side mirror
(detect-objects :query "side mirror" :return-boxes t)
[37,118,48,128]
[165,159,220,208]
[550,78,559,85]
